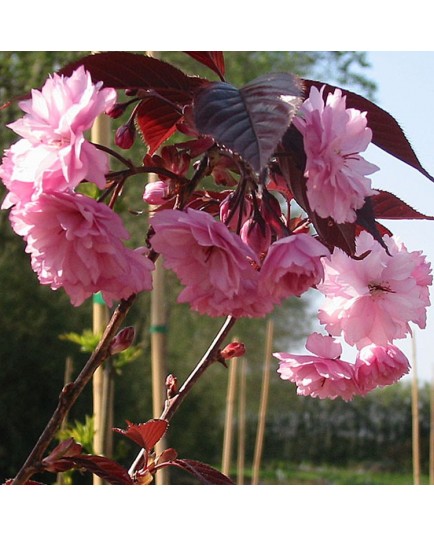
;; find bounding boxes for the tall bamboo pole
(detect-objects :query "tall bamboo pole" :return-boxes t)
[221,351,239,477]
[150,255,169,484]
[142,50,169,485]
[251,319,274,485]
[411,334,421,485]
[236,356,247,485]
[91,112,111,485]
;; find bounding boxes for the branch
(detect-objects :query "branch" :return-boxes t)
[128,315,237,476]
[11,294,137,485]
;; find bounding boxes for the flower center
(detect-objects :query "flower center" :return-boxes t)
[368,281,394,297]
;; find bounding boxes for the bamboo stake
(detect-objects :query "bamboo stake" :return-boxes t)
[145,49,169,485]
[91,112,112,485]
[236,356,247,485]
[150,255,169,484]
[411,333,421,485]
[430,366,434,484]
[221,349,239,477]
[252,319,274,485]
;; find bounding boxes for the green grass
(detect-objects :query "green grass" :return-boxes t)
[238,463,430,485]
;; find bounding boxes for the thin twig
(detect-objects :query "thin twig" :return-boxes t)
[11,294,137,485]
[128,315,237,476]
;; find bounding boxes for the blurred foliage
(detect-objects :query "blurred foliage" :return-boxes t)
[0,51,381,483]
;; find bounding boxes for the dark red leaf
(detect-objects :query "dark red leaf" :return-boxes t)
[156,448,178,464]
[113,419,168,451]
[135,96,182,154]
[41,438,83,473]
[371,189,434,220]
[57,52,203,93]
[302,79,434,183]
[67,455,133,485]
[170,459,234,485]
[184,52,225,80]
[194,73,303,174]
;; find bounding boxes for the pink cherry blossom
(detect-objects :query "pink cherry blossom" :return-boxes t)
[354,344,410,394]
[149,208,273,318]
[293,85,379,223]
[258,233,329,302]
[317,231,432,348]
[275,333,359,401]
[9,191,154,306]
[1,66,117,202]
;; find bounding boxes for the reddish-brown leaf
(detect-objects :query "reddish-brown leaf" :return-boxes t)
[135,97,182,155]
[41,438,83,473]
[67,455,133,485]
[113,419,168,451]
[156,447,178,465]
[170,459,234,485]
[371,190,434,220]
[57,52,203,93]
[302,79,434,182]
[184,52,225,80]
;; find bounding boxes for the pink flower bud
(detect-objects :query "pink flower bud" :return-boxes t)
[106,102,128,119]
[109,326,135,354]
[221,342,246,360]
[219,193,252,231]
[115,123,135,149]
[143,181,169,205]
[240,218,272,257]
[166,374,178,398]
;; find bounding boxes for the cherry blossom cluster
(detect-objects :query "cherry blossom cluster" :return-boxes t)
[0,67,154,306]
[1,66,432,401]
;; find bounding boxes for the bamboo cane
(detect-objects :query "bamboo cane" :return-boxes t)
[150,255,169,484]
[91,112,111,485]
[221,349,239,477]
[251,319,274,485]
[411,334,421,485]
[236,356,247,484]
[144,51,169,484]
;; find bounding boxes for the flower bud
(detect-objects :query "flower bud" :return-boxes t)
[166,374,178,398]
[220,341,246,360]
[115,123,136,149]
[106,102,128,119]
[219,193,252,232]
[240,217,272,257]
[109,326,135,355]
[143,181,169,205]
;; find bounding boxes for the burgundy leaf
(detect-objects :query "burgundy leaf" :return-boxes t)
[170,459,234,485]
[302,79,434,182]
[41,438,83,473]
[57,52,204,93]
[113,419,168,451]
[371,189,434,220]
[194,73,303,174]
[135,96,183,155]
[67,455,133,485]
[184,52,225,80]
[156,447,178,464]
